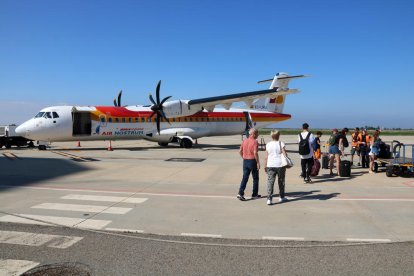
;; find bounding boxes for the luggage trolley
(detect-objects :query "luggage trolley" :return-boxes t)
[374,141,414,177]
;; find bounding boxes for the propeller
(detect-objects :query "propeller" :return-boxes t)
[113,90,122,107]
[149,80,172,134]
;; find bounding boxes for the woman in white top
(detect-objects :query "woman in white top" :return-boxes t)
[263,129,288,205]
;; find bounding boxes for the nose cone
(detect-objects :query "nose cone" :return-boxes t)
[15,120,32,138]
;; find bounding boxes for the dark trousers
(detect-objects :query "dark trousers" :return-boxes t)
[301,158,313,179]
[360,147,369,168]
[239,159,259,196]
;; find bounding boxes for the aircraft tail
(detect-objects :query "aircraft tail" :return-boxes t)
[249,73,306,113]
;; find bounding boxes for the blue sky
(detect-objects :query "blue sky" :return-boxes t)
[0,0,413,128]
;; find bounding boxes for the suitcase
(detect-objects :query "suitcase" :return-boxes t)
[322,155,329,169]
[340,160,351,177]
[311,159,320,176]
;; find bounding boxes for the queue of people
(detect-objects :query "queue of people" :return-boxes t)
[237,124,382,205]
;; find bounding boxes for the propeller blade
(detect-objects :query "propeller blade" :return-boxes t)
[113,98,117,107]
[160,96,172,105]
[149,94,157,106]
[160,110,171,125]
[156,80,161,104]
[150,111,157,118]
[117,90,122,107]
[156,116,161,134]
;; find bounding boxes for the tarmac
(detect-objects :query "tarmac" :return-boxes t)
[1,134,414,242]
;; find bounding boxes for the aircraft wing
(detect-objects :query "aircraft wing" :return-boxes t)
[187,88,298,111]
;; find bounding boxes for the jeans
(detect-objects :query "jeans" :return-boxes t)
[266,167,286,199]
[301,158,313,179]
[238,159,259,196]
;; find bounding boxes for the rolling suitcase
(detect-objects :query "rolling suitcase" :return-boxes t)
[340,160,351,177]
[322,155,329,169]
[311,159,321,176]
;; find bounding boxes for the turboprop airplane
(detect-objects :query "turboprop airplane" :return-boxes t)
[15,72,306,150]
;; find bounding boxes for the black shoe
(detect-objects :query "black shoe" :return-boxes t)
[251,194,262,199]
[237,194,246,201]
[305,178,312,183]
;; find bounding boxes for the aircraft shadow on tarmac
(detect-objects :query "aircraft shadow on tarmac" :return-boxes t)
[0,156,91,192]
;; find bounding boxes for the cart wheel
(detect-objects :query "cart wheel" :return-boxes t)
[373,162,378,173]
[385,165,394,177]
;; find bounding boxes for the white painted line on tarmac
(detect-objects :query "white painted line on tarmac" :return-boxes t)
[346,238,391,242]
[0,259,39,276]
[262,236,305,241]
[0,214,111,229]
[180,233,222,238]
[0,230,83,249]
[31,203,132,214]
[105,228,144,233]
[61,194,148,204]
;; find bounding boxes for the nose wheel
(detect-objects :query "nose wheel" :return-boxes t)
[38,145,47,150]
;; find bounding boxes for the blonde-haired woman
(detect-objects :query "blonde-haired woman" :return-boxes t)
[263,129,288,205]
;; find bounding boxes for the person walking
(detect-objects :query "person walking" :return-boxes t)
[369,130,381,173]
[264,129,288,205]
[358,129,371,168]
[298,123,315,183]
[237,128,261,201]
[350,127,360,166]
[328,128,344,176]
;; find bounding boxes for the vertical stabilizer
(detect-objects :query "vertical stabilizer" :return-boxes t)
[250,72,305,113]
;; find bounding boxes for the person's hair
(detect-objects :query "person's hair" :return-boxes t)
[270,129,280,141]
[341,128,349,135]
[249,128,258,136]
[355,127,360,131]
[316,131,322,136]
[302,123,309,130]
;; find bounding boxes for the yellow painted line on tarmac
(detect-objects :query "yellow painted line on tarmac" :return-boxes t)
[2,152,19,160]
[51,150,89,162]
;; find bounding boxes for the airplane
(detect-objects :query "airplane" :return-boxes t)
[15,72,307,150]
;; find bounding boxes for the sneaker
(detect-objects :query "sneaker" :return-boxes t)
[306,178,312,183]
[237,194,246,201]
[279,197,288,203]
[251,194,261,199]
[267,199,272,205]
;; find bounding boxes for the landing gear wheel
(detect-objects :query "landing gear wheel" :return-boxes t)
[158,142,169,147]
[5,142,11,149]
[38,145,47,150]
[385,165,394,177]
[180,138,193,148]
[28,141,34,148]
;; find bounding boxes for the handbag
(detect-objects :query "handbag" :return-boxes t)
[279,141,294,168]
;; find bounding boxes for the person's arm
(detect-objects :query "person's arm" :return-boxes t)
[339,138,345,156]
[263,151,268,172]
[239,143,244,158]
[254,142,260,170]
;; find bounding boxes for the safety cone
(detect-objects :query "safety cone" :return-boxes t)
[107,141,113,151]
[77,141,81,147]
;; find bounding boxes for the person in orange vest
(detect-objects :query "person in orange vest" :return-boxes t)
[350,127,360,166]
[357,129,371,168]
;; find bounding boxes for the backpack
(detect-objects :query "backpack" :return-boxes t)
[342,135,349,148]
[328,134,336,146]
[299,132,311,155]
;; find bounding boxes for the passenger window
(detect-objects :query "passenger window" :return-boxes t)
[122,118,126,123]
[100,117,106,123]
[141,118,145,123]
[135,118,139,122]
[108,118,112,123]
[52,112,59,118]
[115,118,119,123]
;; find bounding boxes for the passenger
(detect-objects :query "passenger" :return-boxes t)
[328,128,344,176]
[369,130,381,173]
[298,123,315,183]
[358,129,371,168]
[313,131,322,160]
[350,127,360,166]
[264,129,288,205]
[237,128,261,201]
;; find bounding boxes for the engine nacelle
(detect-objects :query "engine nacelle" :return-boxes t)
[162,100,202,118]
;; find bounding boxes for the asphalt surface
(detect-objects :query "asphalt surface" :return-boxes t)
[1,135,414,275]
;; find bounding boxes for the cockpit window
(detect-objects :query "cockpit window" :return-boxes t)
[52,112,59,118]
[35,112,45,118]
[43,112,52,119]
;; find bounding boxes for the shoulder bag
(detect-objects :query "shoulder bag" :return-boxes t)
[279,141,294,168]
